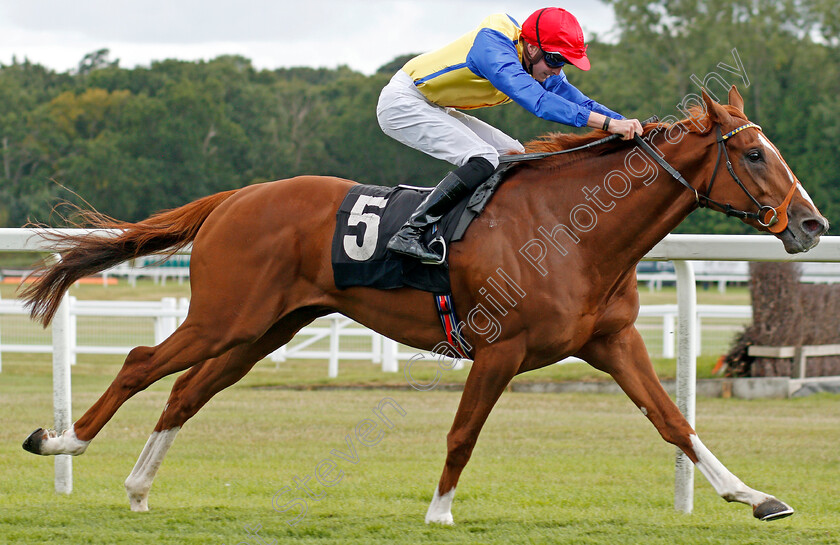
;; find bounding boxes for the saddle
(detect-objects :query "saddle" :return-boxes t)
[330,165,511,294]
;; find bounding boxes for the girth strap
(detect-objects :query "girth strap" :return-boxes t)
[434,293,471,360]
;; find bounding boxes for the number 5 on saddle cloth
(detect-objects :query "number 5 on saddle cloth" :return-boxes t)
[331,174,508,359]
[331,171,507,293]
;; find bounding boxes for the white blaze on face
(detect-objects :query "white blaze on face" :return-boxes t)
[756,133,816,208]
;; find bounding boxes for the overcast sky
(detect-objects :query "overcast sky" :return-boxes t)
[0,1,616,75]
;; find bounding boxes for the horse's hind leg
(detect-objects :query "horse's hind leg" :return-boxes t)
[125,309,323,512]
[22,320,227,456]
[578,326,793,521]
[23,291,298,457]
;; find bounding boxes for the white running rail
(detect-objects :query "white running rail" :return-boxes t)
[2,228,839,512]
[0,301,751,366]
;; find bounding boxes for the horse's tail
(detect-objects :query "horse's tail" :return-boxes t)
[21,188,241,326]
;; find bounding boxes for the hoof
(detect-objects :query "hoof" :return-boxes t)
[128,494,150,512]
[754,498,794,521]
[425,514,454,525]
[125,478,151,513]
[22,428,46,455]
[21,426,89,456]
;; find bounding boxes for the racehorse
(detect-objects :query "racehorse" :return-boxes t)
[21,87,827,523]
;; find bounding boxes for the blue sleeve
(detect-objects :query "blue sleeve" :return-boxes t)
[542,74,624,120]
[466,28,623,127]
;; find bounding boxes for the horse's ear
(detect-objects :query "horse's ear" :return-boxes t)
[728,85,745,113]
[701,88,732,125]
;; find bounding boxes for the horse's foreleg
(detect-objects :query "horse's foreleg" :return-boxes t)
[125,311,321,512]
[427,339,525,525]
[578,326,793,521]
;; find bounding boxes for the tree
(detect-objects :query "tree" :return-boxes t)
[604,0,840,232]
[0,23,835,233]
[77,49,119,76]
[375,54,418,75]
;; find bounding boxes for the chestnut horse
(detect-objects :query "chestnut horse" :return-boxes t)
[22,88,827,523]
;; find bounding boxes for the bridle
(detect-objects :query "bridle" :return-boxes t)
[499,117,799,233]
[633,123,800,234]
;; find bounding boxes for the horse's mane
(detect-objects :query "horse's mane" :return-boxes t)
[509,104,744,171]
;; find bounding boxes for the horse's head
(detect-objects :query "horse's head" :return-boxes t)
[698,87,828,253]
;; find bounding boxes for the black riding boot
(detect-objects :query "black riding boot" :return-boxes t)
[387,157,495,263]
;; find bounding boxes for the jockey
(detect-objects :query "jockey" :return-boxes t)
[377,7,644,263]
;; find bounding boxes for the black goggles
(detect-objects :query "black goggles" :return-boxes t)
[542,51,568,68]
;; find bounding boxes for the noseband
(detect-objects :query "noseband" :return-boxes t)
[633,123,799,234]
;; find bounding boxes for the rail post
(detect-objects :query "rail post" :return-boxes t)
[673,260,697,513]
[328,316,339,378]
[382,337,399,372]
[68,296,78,366]
[662,313,676,358]
[51,254,73,494]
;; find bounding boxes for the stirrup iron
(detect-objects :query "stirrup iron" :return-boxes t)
[421,235,447,266]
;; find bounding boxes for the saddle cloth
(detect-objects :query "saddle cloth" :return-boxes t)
[330,166,510,293]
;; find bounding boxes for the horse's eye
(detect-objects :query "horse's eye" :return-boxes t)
[747,150,763,163]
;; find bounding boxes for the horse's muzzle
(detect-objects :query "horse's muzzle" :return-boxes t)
[778,209,829,253]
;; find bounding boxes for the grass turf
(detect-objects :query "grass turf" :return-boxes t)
[3,279,836,543]
[1,355,838,545]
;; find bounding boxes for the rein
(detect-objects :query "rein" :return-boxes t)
[498,115,660,164]
[634,123,798,234]
[500,116,798,234]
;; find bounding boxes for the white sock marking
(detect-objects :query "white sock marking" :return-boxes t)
[39,425,89,456]
[690,434,771,507]
[425,487,455,525]
[125,427,180,512]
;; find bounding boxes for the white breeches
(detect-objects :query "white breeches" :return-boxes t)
[376,71,525,168]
